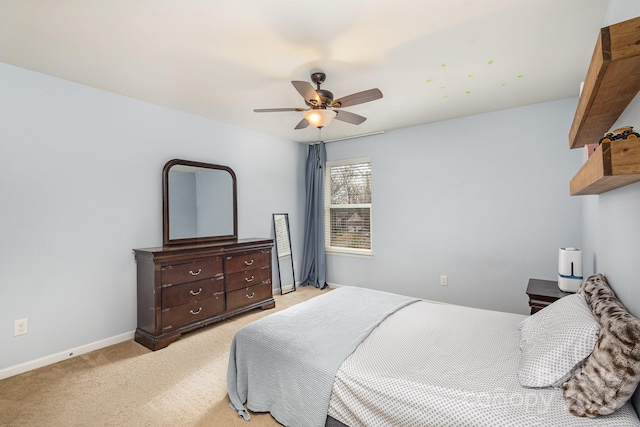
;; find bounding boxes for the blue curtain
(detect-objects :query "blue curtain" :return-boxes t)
[300,142,327,289]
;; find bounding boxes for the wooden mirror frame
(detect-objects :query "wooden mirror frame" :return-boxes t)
[162,159,238,246]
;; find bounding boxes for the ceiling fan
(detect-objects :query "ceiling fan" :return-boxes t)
[254,72,383,129]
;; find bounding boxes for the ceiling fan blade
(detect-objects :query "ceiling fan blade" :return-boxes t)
[294,118,310,130]
[292,81,321,106]
[331,88,383,108]
[254,108,306,112]
[334,110,367,125]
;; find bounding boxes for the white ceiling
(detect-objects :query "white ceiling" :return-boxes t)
[0,0,610,144]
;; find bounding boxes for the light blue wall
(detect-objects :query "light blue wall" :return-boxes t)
[0,62,306,372]
[326,98,584,314]
[604,0,640,26]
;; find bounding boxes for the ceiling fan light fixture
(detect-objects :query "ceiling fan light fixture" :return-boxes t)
[304,109,337,128]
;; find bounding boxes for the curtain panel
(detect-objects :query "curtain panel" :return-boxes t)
[300,142,327,289]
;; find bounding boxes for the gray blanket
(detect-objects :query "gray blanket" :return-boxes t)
[227,286,419,426]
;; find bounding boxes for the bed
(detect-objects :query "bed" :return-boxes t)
[227,276,640,426]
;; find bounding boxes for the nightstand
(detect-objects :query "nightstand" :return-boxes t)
[526,278,572,315]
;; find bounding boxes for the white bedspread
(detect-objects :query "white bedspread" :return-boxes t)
[328,301,640,427]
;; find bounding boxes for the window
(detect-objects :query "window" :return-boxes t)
[325,157,372,256]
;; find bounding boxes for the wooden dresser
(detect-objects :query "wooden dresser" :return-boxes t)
[134,238,274,350]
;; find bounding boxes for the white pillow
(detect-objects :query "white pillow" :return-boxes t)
[517,293,599,388]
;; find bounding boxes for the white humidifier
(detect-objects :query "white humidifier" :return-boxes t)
[558,247,583,293]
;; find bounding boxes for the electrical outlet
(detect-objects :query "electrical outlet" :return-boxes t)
[14,318,28,336]
[440,275,448,286]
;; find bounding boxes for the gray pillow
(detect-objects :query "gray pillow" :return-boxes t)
[518,293,600,388]
[563,273,640,417]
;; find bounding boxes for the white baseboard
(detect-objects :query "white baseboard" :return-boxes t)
[0,330,135,381]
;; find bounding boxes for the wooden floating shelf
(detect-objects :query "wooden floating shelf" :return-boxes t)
[569,17,640,150]
[570,140,640,195]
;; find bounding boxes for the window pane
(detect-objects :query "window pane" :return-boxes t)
[330,207,371,249]
[330,162,371,204]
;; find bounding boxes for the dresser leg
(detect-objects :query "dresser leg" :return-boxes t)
[260,299,276,310]
[135,328,181,351]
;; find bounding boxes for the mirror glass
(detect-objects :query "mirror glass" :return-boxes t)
[273,213,295,294]
[163,159,237,246]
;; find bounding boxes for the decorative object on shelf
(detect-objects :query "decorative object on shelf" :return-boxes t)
[599,126,639,144]
[558,247,583,293]
[584,143,598,161]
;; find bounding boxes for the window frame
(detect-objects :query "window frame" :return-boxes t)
[324,157,373,257]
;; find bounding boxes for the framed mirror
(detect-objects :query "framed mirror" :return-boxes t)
[273,213,296,295]
[163,159,237,246]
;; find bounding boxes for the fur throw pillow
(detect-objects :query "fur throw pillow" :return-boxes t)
[562,273,640,417]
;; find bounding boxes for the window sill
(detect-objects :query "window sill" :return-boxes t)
[326,249,373,259]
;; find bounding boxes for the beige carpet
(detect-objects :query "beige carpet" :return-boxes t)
[0,286,328,427]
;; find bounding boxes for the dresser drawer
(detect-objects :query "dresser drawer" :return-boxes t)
[226,266,271,293]
[161,295,225,331]
[225,251,269,274]
[161,257,223,286]
[162,276,224,309]
[226,282,272,311]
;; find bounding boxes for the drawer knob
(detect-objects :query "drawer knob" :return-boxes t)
[190,288,202,296]
[244,259,254,266]
[245,276,255,283]
[189,269,202,276]
[190,307,202,315]
[246,292,255,299]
